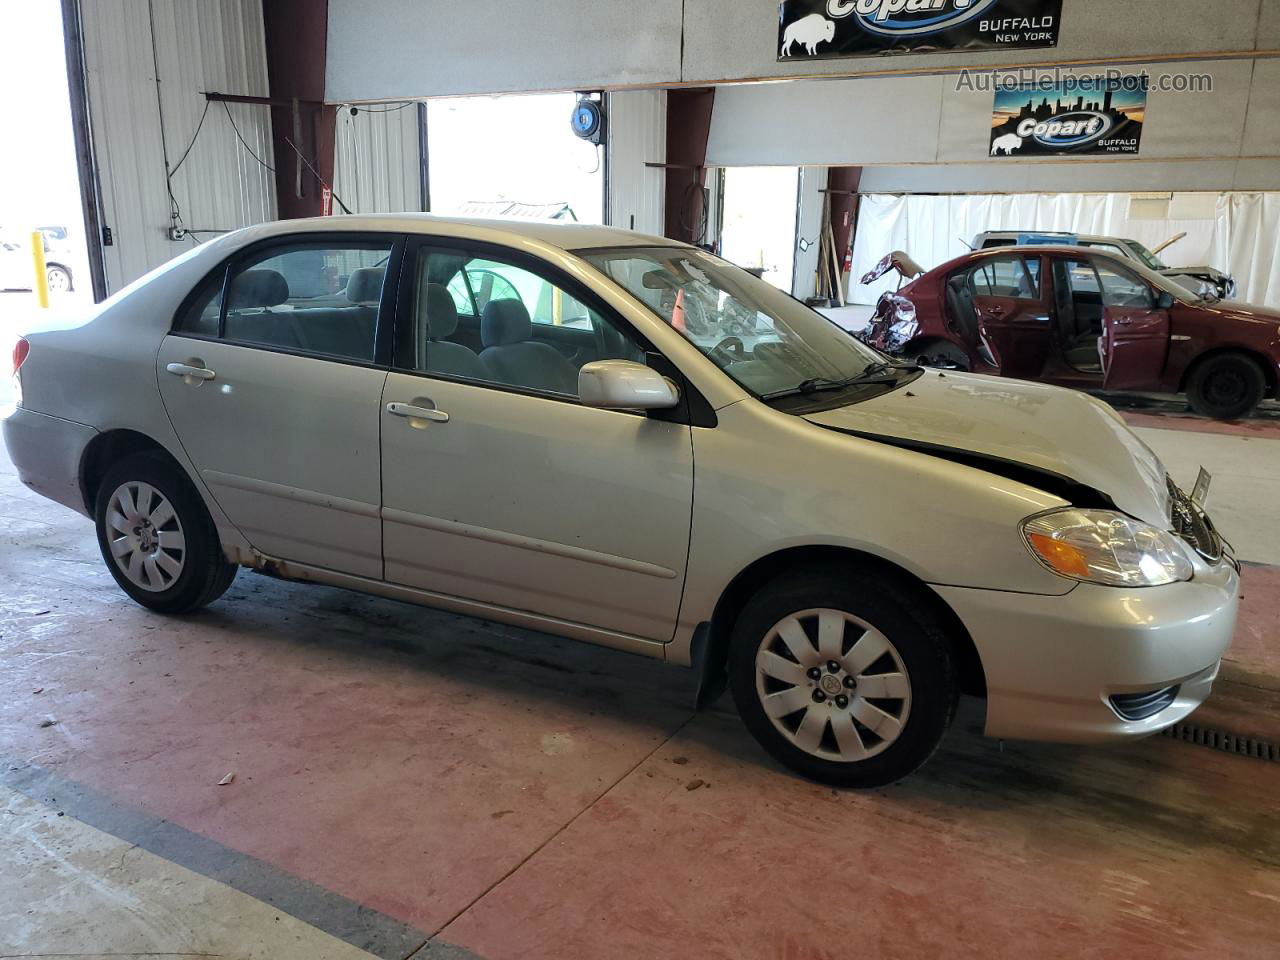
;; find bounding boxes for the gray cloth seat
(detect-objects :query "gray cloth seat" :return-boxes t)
[479,299,578,395]
[285,269,382,360]
[420,281,485,379]
[344,267,384,305]
[224,269,301,348]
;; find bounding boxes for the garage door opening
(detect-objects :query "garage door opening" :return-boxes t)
[0,1,92,311]
[717,166,800,292]
[427,93,604,224]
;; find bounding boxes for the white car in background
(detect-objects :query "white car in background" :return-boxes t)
[0,229,75,293]
[973,230,1235,301]
[4,216,1239,787]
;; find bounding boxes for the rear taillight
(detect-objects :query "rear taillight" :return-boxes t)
[11,337,29,377]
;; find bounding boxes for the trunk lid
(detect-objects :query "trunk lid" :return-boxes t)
[804,371,1171,527]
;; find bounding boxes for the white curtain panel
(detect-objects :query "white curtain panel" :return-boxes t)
[850,192,1280,308]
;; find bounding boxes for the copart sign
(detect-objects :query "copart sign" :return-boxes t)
[778,0,1063,59]
[989,76,1148,157]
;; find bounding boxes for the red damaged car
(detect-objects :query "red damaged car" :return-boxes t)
[858,246,1280,420]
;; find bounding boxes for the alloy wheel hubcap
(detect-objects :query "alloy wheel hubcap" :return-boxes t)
[105,481,186,592]
[755,608,912,763]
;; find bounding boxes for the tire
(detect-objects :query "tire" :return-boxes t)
[728,567,956,788]
[1186,353,1265,420]
[94,452,237,614]
[46,264,72,293]
[909,339,970,371]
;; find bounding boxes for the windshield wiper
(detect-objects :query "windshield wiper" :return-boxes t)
[837,360,924,386]
[763,362,921,401]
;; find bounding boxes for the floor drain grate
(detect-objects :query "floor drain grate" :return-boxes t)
[1162,723,1280,763]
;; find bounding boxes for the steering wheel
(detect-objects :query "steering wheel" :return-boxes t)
[710,336,748,365]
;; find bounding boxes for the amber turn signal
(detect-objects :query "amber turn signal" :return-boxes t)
[1027,532,1092,579]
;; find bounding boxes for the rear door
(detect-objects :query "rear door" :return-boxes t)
[1095,259,1171,391]
[157,234,401,578]
[966,254,1052,378]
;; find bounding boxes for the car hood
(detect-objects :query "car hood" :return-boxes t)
[1163,266,1230,280]
[804,371,1171,527]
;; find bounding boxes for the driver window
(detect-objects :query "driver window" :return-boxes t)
[1095,262,1155,309]
[407,247,644,398]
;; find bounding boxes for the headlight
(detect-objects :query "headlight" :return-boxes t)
[1022,508,1194,587]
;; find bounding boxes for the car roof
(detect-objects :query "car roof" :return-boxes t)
[242,213,676,252]
[977,230,1124,244]
[931,243,1138,277]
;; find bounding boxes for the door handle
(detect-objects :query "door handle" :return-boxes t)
[386,401,450,424]
[166,362,215,382]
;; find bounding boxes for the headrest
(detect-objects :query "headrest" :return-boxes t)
[418,281,459,339]
[481,298,532,347]
[229,269,288,309]
[345,267,384,304]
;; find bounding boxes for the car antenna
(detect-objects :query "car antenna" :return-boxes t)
[959,237,975,251]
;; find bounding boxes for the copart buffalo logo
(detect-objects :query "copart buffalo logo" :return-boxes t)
[1016,110,1113,148]
[827,0,1002,37]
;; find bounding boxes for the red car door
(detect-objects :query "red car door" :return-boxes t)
[1095,260,1171,391]
[967,254,1052,379]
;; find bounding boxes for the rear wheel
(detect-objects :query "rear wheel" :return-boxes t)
[94,453,237,613]
[1186,353,1265,420]
[728,568,956,788]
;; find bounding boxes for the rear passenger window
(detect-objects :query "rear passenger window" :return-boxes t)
[969,256,1040,300]
[220,242,394,361]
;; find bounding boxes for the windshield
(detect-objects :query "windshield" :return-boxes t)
[1124,241,1168,271]
[1092,251,1212,303]
[582,246,885,398]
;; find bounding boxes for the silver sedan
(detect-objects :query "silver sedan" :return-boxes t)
[3,215,1238,786]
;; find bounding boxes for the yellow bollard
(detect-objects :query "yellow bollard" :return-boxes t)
[30,231,49,309]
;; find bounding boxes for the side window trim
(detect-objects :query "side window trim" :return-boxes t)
[171,231,406,369]
[1092,257,1156,309]
[970,255,1041,301]
[392,235,659,376]
[389,235,709,425]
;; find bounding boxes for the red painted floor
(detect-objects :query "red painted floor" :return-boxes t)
[3,447,1279,958]
[442,708,1280,960]
[1119,410,1280,440]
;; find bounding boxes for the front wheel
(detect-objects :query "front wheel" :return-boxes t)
[94,452,237,614]
[729,569,956,788]
[1186,353,1265,420]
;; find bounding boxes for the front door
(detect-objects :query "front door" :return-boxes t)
[1096,260,1171,391]
[157,235,400,578]
[379,241,694,642]
[965,254,1052,379]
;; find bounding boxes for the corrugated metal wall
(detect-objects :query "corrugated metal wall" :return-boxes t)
[607,90,665,235]
[81,0,276,293]
[332,102,421,214]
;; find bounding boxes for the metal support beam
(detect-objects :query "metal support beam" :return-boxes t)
[261,0,336,219]
[663,88,716,245]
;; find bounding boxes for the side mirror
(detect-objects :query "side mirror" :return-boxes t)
[1155,290,1175,310]
[578,360,680,410]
